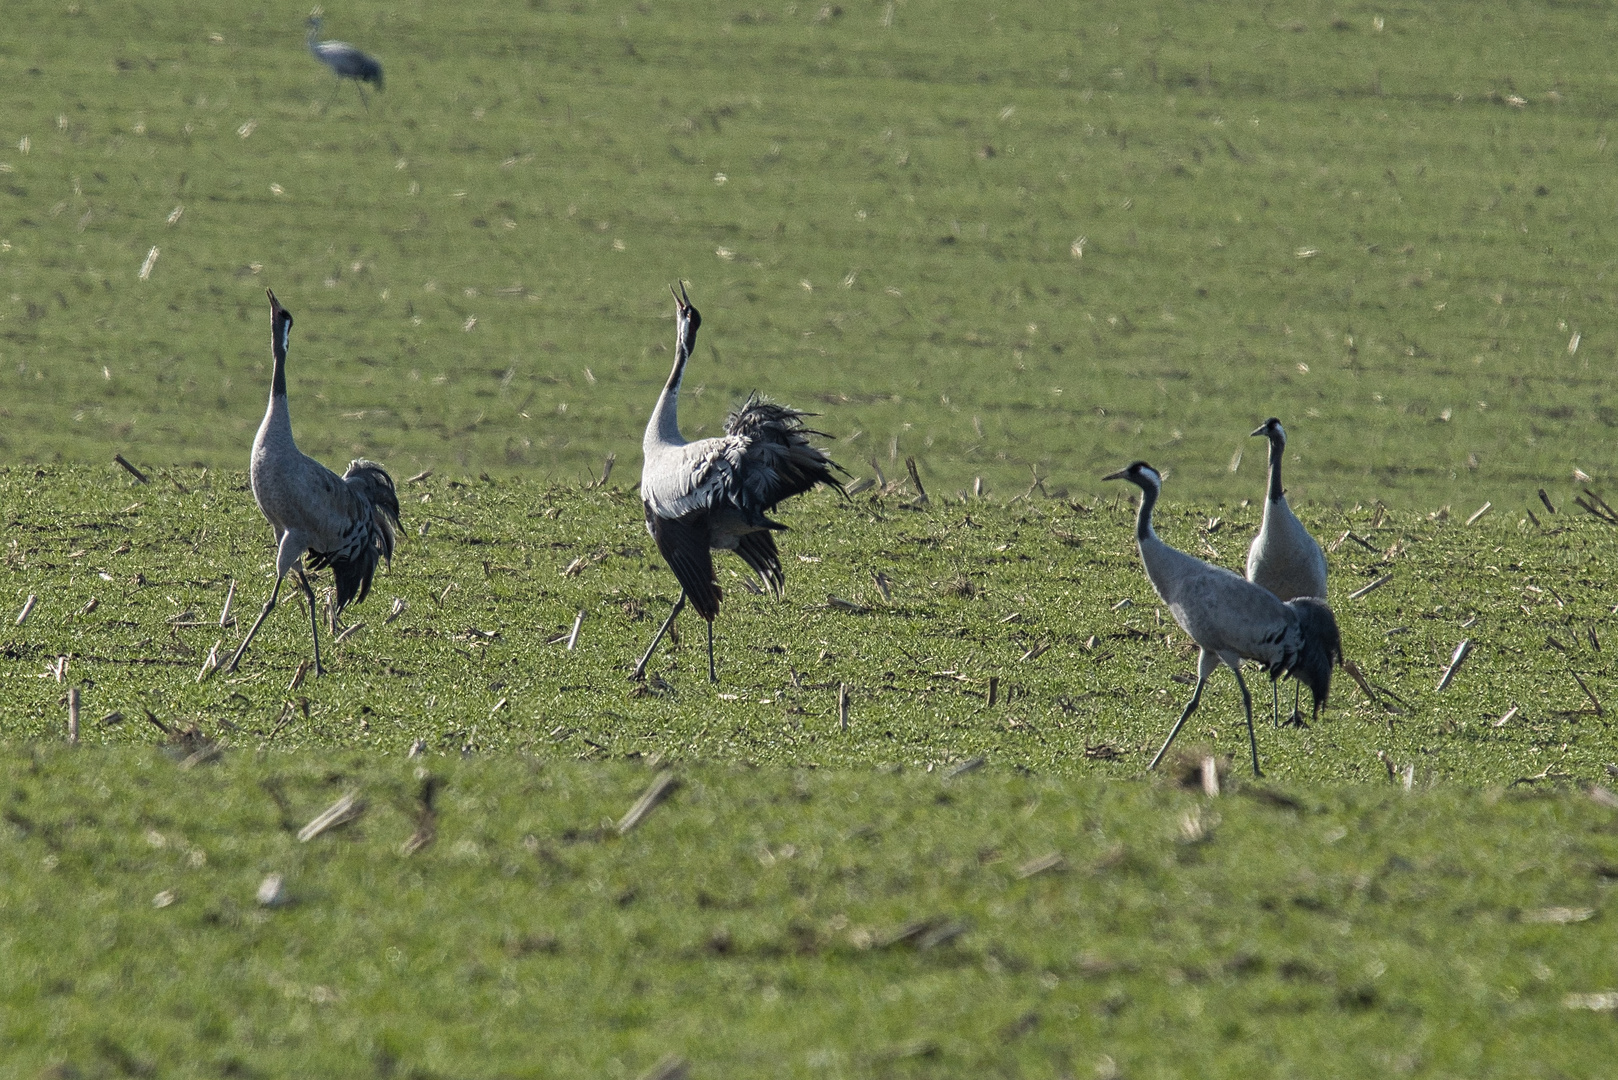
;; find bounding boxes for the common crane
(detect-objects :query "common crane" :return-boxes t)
[632,283,844,683]
[1104,461,1340,776]
[1245,417,1328,727]
[225,290,400,676]
[306,15,383,102]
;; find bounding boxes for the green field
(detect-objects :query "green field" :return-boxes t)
[8,0,1618,1073]
[6,469,1618,1072]
[5,467,1618,785]
[4,0,1618,501]
[7,748,1618,1078]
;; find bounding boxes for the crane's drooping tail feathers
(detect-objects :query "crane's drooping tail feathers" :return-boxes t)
[307,459,401,614]
[724,394,847,509]
[735,530,785,597]
[1284,596,1342,710]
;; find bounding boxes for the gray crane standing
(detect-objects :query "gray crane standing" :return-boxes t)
[225,290,400,675]
[1104,461,1340,776]
[632,283,844,683]
[306,14,383,103]
[1244,417,1329,727]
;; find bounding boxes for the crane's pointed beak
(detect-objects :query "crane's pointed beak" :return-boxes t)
[1101,468,1131,482]
[1250,424,1269,438]
[267,288,282,314]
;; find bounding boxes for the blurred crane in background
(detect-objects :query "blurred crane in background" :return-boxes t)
[307,12,383,105]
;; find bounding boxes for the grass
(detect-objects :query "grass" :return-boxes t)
[10,0,1618,1071]
[6,748,1618,1077]
[6,467,1618,784]
[2,0,1618,501]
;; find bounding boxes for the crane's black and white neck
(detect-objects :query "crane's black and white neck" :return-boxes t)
[1257,417,1286,503]
[644,282,701,458]
[634,282,843,684]
[1110,460,1161,543]
[258,291,295,456]
[1104,459,1340,776]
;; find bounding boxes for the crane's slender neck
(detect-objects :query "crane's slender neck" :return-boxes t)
[270,313,290,399]
[1265,432,1285,503]
[646,318,694,450]
[261,312,293,441]
[306,21,320,49]
[1134,481,1159,544]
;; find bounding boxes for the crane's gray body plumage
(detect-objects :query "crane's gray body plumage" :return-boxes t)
[227,291,399,675]
[306,17,383,93]
[1244,418,1328,725]
[633,284,843,681]
[1106,461,1340,776]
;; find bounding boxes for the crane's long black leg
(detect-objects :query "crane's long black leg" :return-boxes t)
[1282,682,1308,728]
[1149,648,1219,771]
[1271,678,1281,729]
[630,591,686,681]
[1231,665,1262,777]
[706,617,716,684]
[225,574,286,674]
[295,570,324,676]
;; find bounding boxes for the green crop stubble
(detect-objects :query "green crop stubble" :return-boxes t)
[4,467,1618,785]
[4,748,1618,1077]
[2,1,1618,501]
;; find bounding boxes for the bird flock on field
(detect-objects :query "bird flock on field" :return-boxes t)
[220,13,1344,777]
[233,281,1339,778]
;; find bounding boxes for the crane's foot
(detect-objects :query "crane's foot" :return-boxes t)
[1280,710,1310,730]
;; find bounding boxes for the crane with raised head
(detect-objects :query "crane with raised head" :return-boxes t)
[633,283,844,683]
[1245,417,1329,727]
[306,14,383,102]
[1104,460,1340,777]
[225,290,400,676]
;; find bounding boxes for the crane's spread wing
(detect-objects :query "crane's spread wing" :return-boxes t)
[723,395,845,512]
[643,397,842,523]
[647,506,722,620]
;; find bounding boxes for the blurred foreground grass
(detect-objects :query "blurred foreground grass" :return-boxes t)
[4,748,1618,1077]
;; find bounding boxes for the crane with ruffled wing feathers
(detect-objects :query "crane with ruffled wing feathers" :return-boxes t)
[633,283,845,682]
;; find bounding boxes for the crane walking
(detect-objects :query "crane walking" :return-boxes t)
[225,290,400,676]
[633,283,844,682]
[306,14,383,103]
[1104,461,1340,776]
[1245,417,1329,727]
